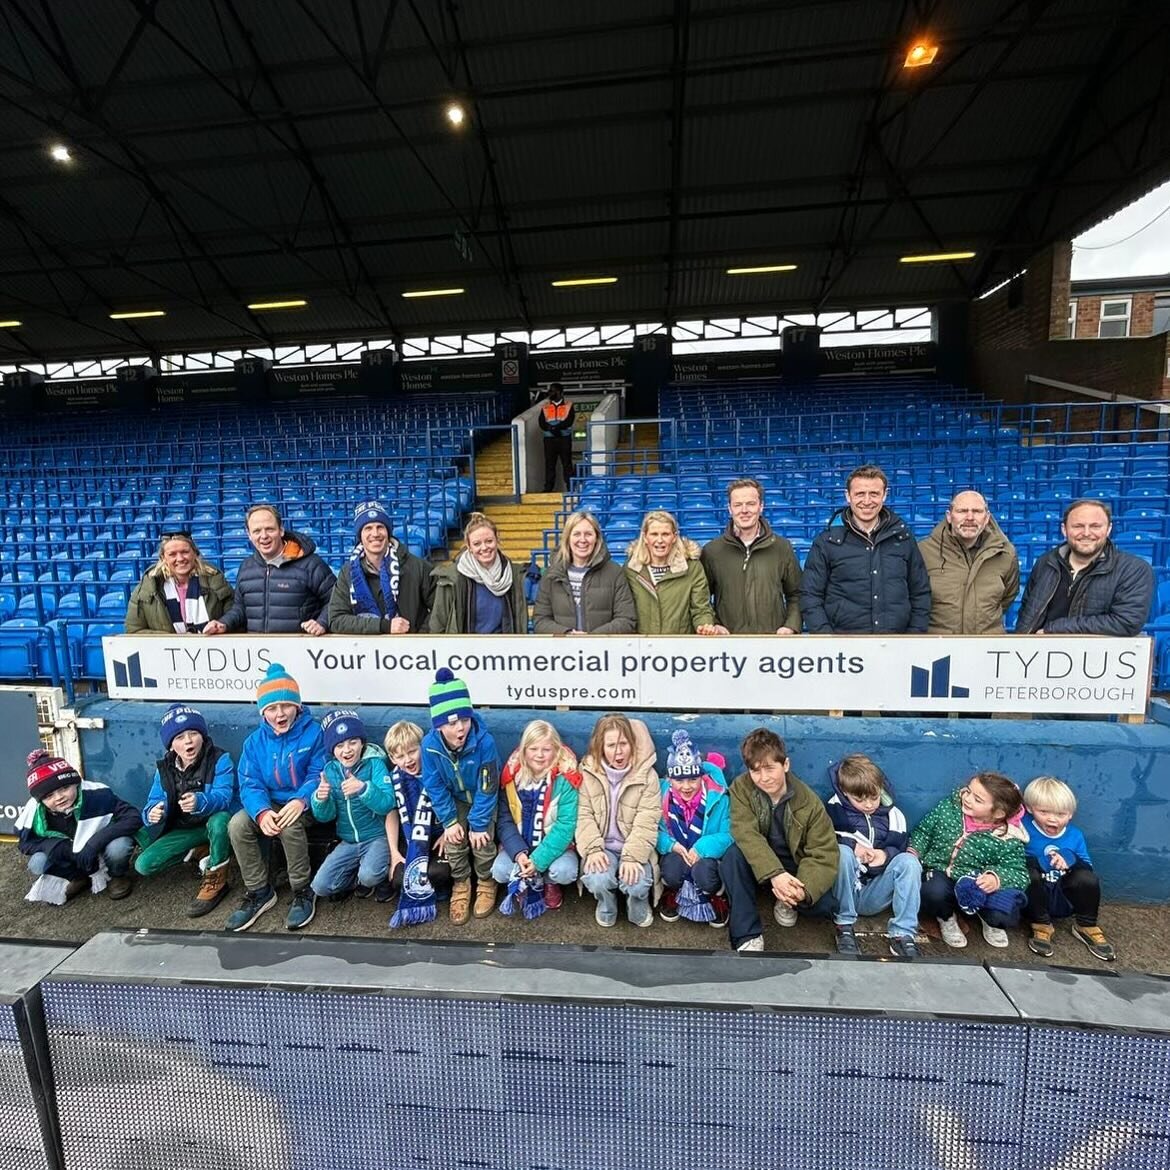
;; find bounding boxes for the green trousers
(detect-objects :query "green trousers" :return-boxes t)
[133,811,232,876]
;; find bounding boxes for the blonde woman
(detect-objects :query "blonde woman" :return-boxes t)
[493,720,581,915]
[533,511,636,634]
[625,510,719,635]
[124,532,233,633]
[576,712,660,927]
[430,513,528,634]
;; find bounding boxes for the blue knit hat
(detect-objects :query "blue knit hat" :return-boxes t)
[256,663,301,713]
[666,730,703,780]
[354,499,393,542]
[160,703,209,751]
[322,708,367,757]
[428,667,472,728]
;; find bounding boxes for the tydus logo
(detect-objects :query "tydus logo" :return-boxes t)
[909,654,969,700]
[111,652,157,689]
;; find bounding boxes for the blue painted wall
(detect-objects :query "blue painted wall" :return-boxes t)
[73,696,1170,901]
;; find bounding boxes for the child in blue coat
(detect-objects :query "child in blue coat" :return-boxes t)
[657,731,732,927]
[310,709,396,905]
[420,669,501,925]
[226,664,326,933]
[136,704,238,918]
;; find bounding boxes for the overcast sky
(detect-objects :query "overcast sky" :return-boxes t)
[1071,178,1170,279]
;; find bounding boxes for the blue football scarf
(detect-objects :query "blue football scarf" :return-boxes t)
[499,780,550,919]
[389,773,437,928]
[349,544,400,621]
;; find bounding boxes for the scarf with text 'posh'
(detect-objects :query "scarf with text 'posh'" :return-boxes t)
[388,772,436,928]
[499,778,550,919]
[349,544,400,621]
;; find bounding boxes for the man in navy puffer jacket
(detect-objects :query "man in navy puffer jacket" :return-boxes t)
[801,465,931,634]
[206,503,336,635]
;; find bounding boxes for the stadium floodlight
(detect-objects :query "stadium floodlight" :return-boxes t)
[904,42,939,68]
[49,143,72,163]
[108,309,166,320]
[0,319,22,328]
[445,103,467,127]
[726,264,798,275]
[402,287,465,298]
[247,299,308,310]
[550,276,618,287]
[899,251,976,264]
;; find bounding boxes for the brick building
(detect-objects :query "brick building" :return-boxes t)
[1067,274,1170,340]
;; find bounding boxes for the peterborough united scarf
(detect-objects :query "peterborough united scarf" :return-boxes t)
[16,781,114,904]
[349,544,400,621]
[500,780,550,919]
[663,788,715,923]
[388,773,437,928]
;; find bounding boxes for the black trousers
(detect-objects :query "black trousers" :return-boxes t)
[920,869,1021,927]
[543,434,573,491]
[1025,860,1100,926]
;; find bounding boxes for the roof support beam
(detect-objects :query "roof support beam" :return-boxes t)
[663,0,692,326]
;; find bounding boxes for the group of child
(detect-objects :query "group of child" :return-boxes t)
[15,662,1116,963]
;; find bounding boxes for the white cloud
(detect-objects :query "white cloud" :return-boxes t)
[1071,179,1170,279]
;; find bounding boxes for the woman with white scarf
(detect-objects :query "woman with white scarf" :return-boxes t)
[429,513,529,634]
[125,532,233,634]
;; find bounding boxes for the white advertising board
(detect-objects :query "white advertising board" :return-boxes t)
[102,634,1152,716]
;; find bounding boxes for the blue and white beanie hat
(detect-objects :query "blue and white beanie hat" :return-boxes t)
[160,704,209,751]
[322,708,368,756]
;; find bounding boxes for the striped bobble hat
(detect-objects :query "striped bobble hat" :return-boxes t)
[429,667,472,728]
[256,663,302,713]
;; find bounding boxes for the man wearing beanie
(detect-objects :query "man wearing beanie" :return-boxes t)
[17,750,141,904]
[135,704,239,917]
[327,499,434,636]
[205,502,336,635]
[420,668,502,923]
[226,664,327,932]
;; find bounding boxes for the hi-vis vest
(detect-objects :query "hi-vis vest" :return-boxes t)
[542,401,572,425]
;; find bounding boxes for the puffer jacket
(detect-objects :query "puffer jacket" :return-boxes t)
[238,707,326,821]
[143,740,238,834]
[533,534,637,634]
[625,537,715,634]
[328,540,433,634]
[220,531,336,633]
[800,507,931,633]
[919,517,1020,634]
[429,557,528,634]
[909,790,1030,891]
[700,519,801,633]
[310,744,395,844]
[728,770,839,904]
[125,566,233,633]
[576,718,660,873]
[823,761,909,882]
[1015,540,1155,636]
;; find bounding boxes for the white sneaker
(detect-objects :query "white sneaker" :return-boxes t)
[937,915,967,948]
[981,920,1009,948]
[773,901,798,927]
[737,936,764,953]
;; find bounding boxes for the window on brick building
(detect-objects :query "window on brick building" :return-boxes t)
[1098,298,1131,338]
[1153,295,1170,336]
[1068,299,1077,338]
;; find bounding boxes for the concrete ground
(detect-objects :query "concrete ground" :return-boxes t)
[2,843,1167,975]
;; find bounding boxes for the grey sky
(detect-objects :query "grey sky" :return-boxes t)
[1072,179,1170,280]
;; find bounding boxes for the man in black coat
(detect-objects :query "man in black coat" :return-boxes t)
[1015,499,1154,636]
[538,383,576,492]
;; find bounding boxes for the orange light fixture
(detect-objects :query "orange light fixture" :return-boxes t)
[904,41,939,68]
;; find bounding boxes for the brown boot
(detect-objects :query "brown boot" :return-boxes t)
[107,876,132,901]
[187,861,230,918]
[450,879,472,925]
[473,879,498,918]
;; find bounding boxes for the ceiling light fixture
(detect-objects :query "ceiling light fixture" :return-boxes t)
[0,319,22,328]
[904,41,939,68]
[401,287,465,299]
[550,276,618,288]
[726,264,798,275]
[48,143,72,163]
[445,102,467,127]
[246,299,308,310]
[108,309,166,320]
[899,251,976,263]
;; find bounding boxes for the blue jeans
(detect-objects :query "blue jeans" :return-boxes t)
[659,851,721,894]
[310,837,390,897]
[491,849,579,885]
[28,836,135,879]
[580,848,653,924]
[832,846,922,937]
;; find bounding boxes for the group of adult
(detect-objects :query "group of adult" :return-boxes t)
[124,465,1156,642]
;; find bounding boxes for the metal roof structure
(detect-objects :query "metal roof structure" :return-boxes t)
[1,0,1168,361]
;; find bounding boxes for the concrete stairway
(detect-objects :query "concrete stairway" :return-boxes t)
[470,432,563,565]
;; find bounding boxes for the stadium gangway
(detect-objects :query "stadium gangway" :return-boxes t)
[464,424,522,503]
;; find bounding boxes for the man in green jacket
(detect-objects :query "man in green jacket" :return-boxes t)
[700,478,802,634]
[718,728,840,952]
[919,490,1019,634]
